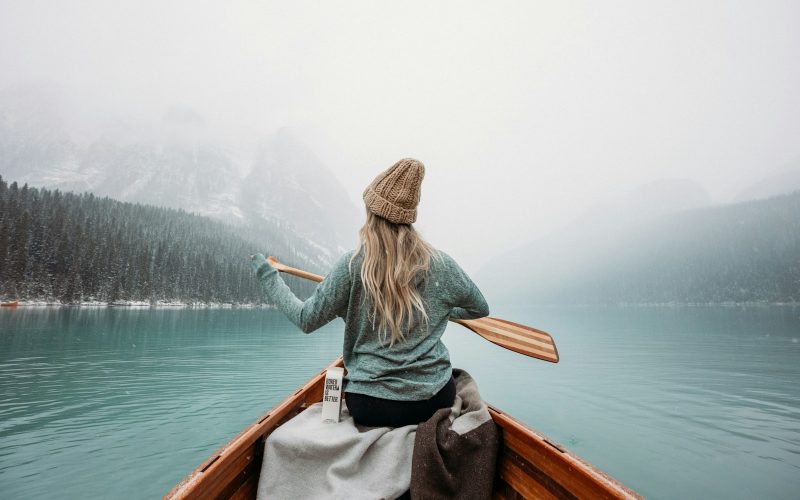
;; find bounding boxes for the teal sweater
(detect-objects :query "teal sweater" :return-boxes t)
[250,248,490,401]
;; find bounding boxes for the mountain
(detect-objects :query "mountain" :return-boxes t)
[0,84,361,272]
[0,84,79,186]
[477,182,799,305]
[73,107,242,221]
[477,179,710,299]
[734,168,800,202]
[566,178,711,233]
[239,127,361,261]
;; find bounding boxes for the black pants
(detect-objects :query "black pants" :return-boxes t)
[345,374,457,427]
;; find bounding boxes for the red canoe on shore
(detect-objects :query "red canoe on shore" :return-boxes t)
[0,301,18,307]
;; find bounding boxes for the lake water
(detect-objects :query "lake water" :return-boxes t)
[1,306,798,499]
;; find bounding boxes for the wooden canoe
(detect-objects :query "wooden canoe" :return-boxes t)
[0,300,18,307]
[164,357,642,500]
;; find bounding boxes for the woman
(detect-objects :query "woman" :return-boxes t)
[250,158,490,427]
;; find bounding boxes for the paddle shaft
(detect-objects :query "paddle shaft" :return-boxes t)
[264,256,559,363]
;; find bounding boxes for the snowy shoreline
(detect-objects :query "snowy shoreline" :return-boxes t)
[3,299,797,309]
[2,300,277,309]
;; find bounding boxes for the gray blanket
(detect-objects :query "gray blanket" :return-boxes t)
[256,368,498,500]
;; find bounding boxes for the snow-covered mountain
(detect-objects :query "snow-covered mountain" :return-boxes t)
[478,188,800,305]
[475,178,713,304]
[734,167,800,203]
[0,85,361,270]
[567,178,711,235]
[73,107,245,224]
[0,84,79,186]
[240,127,361,261]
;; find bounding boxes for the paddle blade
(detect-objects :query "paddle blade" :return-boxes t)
[451,316,559,363]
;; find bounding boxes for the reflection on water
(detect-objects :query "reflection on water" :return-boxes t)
[1,306,799,499]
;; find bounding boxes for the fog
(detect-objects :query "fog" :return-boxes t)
[2,0,799,270]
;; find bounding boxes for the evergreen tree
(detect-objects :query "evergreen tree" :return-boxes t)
[0,177,322,304]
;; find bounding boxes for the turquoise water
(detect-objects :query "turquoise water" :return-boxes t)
[0,306,798,499]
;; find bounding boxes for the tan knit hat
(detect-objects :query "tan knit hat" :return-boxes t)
[362,158,425,224]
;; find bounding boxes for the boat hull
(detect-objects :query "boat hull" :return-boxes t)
[164,357,641,499]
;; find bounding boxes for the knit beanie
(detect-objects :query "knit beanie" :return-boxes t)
[362,158,425,224]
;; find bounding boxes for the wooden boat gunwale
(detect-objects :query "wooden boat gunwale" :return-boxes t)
[163,361,332,500]
[164,357,641,499]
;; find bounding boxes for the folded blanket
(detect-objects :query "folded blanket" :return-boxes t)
[256,368,498,500]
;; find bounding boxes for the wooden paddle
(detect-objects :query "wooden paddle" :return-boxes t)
[265,255,559,363]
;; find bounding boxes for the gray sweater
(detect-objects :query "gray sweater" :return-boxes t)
[251,248,490,401]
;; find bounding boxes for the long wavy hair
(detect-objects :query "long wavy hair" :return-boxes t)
[349,210,443,347]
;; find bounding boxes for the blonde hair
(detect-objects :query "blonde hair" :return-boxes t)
[349,210,443,347]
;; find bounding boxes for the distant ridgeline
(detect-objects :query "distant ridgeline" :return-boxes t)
[0,176,322,304]
[481,191,800,305]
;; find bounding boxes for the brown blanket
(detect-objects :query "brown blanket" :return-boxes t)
[407,368,499,499]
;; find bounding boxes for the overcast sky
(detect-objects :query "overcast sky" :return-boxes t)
[2,0,799,269]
